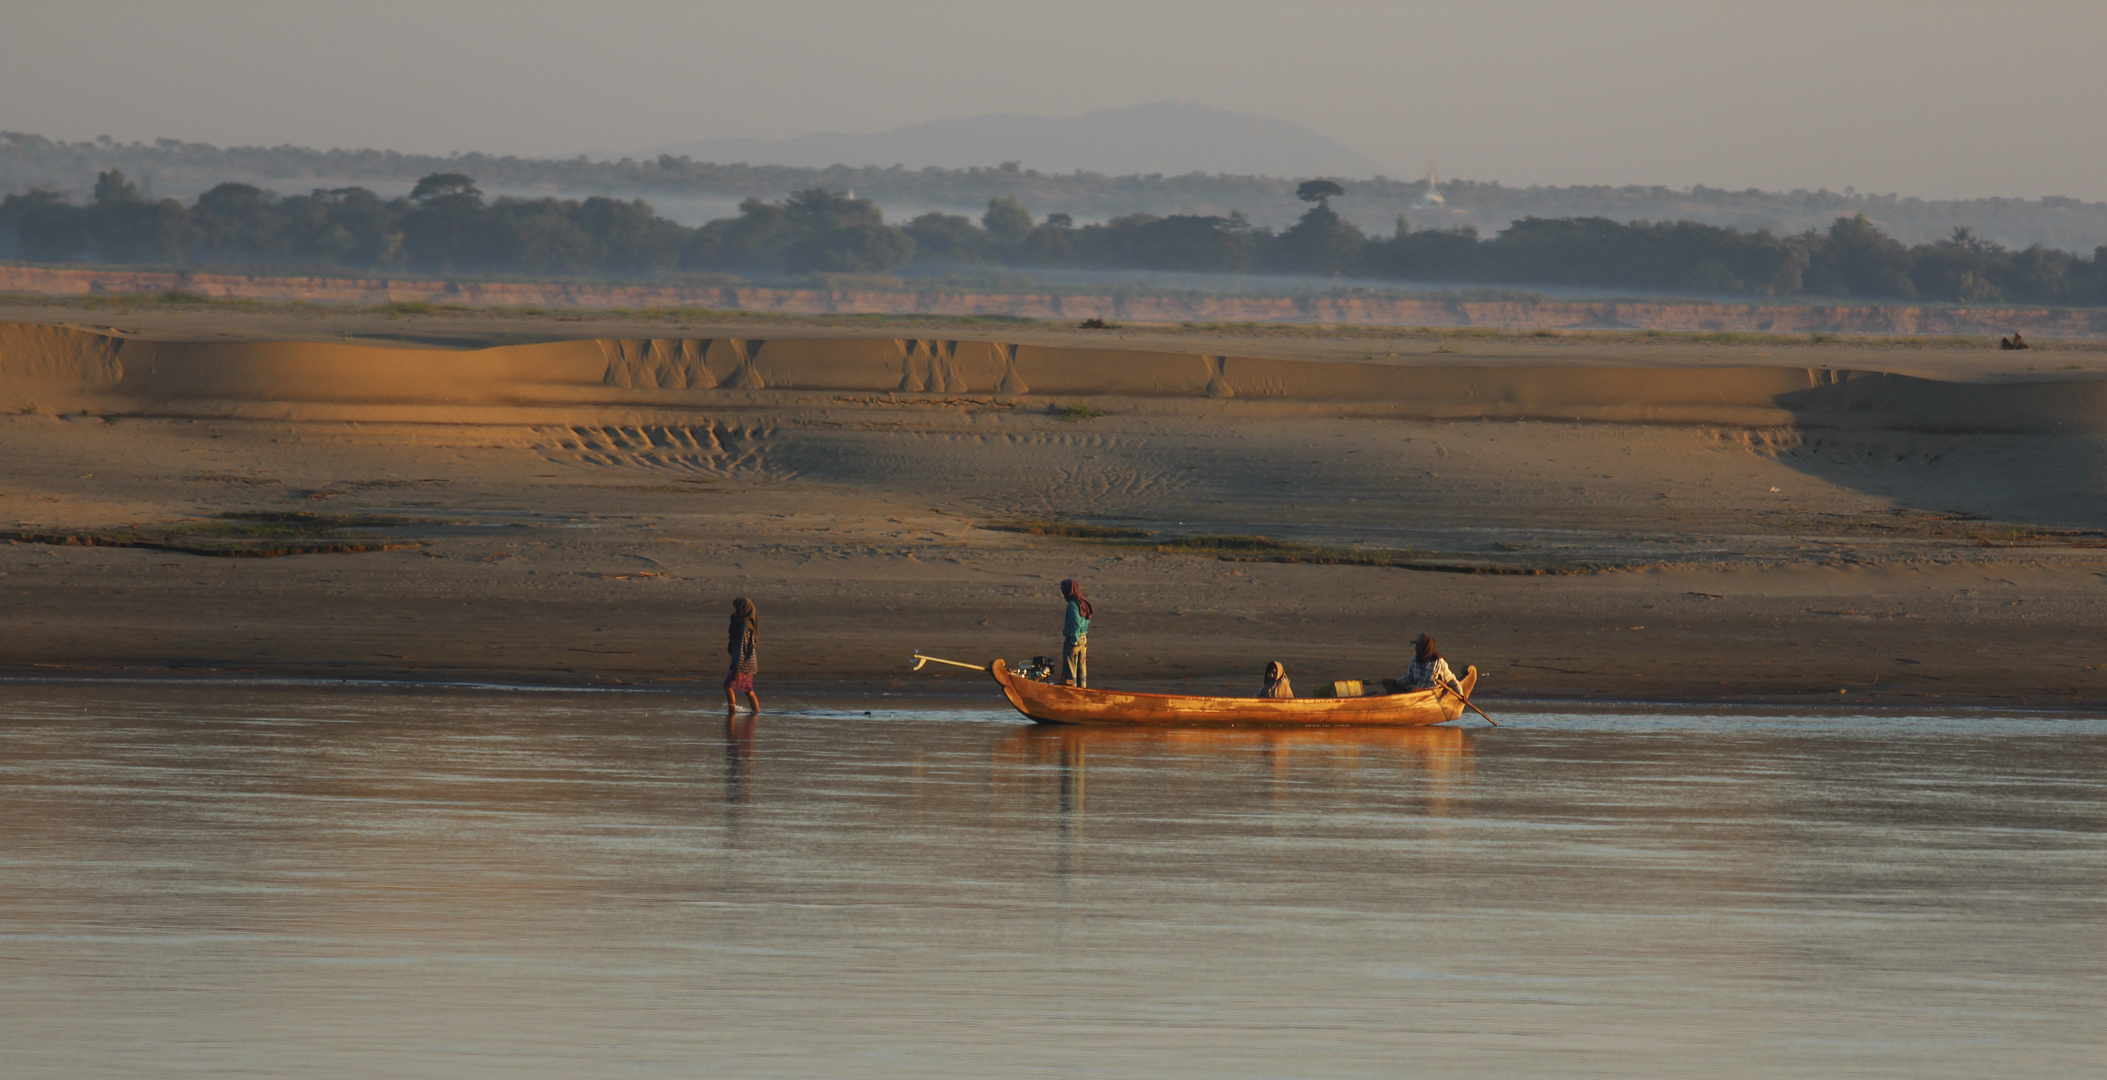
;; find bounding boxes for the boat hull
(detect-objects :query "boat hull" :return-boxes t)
[988,659,1479,727]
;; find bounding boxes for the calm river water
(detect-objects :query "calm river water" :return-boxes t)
[1,683,2101,1079]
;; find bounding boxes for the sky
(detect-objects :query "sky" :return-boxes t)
[3,0,2103,201]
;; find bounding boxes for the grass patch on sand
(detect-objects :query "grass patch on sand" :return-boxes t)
[1145,534,1432,566]
[4,511,445,557]
[980,520,1580,574]
[1053,402,1107,422]
[982,520,1156,540]
[1970,526,2107,549]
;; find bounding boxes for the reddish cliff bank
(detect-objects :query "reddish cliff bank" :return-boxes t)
[4,264,2103,337]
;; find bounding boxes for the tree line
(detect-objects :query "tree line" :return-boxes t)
[5,169,2106,306]
[10,130,2107,251]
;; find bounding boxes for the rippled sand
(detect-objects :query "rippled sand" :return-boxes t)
[2,684,2101,1077]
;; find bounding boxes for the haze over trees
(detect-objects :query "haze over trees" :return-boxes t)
[7,130,2107,253]
[6,168,2107,306]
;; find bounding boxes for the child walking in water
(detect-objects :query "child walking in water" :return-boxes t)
[1059,579,1092,687]
[724,597,761,712]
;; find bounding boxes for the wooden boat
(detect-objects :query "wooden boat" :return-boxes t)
[985,658,1479,727]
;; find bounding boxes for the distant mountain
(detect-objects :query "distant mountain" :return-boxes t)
[642,101,1395,179]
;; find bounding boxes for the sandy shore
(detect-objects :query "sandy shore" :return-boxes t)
[2,298,2102,708]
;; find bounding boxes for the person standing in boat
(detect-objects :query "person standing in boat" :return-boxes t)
[1402,634,1460,694]
[1260,661,1293,698]
[1059,579,1092,687]
[724,596,761,713]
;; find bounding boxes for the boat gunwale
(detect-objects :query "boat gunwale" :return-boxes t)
[988,658,1477,726]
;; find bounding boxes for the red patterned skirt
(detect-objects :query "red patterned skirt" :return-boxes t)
[723,671,756,692]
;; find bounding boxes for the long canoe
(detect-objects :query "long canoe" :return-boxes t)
[987,658,1480,727]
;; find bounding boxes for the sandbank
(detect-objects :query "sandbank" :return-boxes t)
[1,298,2101,709]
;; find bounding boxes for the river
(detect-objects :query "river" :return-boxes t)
[2,683,2100,1078]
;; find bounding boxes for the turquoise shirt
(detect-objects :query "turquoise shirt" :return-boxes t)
[1064,600,1091,643]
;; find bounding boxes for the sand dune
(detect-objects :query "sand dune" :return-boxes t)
[9,323,2105,436]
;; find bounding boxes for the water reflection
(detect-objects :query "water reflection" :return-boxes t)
[2,687,2101,1080]
[722,712,757,806]
[996,724,1475,816]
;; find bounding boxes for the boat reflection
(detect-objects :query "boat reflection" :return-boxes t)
[992,724,1476,823]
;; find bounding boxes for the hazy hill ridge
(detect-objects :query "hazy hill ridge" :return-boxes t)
[3,129,2106,252]
[639,102,1393,179]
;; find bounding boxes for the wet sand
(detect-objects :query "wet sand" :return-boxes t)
[1,299,2103,707]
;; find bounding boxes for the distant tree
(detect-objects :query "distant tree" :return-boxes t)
[276,187,402,266]
[785,223,914,274]
[1361,225,1481,281]
[401,172,495,269]
[683,189,906,275]
[1296,179,1346,208]
[784,188,884,232]
[189,182,274,261]
[1269,200,1364,276]
[1016,216,1078,265]
[408,173,481,202]
[1908,226,2006,302]
[902,212,987,264]
[0,186,87,262]
[571,195,684,274]
[1805,213,1915,299]
[683,196,792,271]
[22,151,2107,301]
[84,169,190,263]
[489,197,595,274]
[2001,243,2077,305]
[982,196,1034,244]
[1095,213,1257,273]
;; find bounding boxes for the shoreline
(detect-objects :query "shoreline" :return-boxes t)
[0,667,2095,716]
[7,263,2107,338]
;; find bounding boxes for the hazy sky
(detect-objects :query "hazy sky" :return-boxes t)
[4,0,2102,200]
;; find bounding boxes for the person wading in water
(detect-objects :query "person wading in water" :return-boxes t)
[1059,579,1093,687]
[724,597,761,713]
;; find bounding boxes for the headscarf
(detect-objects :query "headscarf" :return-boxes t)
[1264,661,1287,685]
[1413,634,1439,662]
[730,597,757,641]
[1059,579,1093,619]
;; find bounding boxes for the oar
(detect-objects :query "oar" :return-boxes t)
[1437,681,1499,727]
[912,653,989,673]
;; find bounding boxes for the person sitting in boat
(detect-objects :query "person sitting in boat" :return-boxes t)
[1059,578,1092,687]
[1259,661,1293,699]
[1400,634,1460,694]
